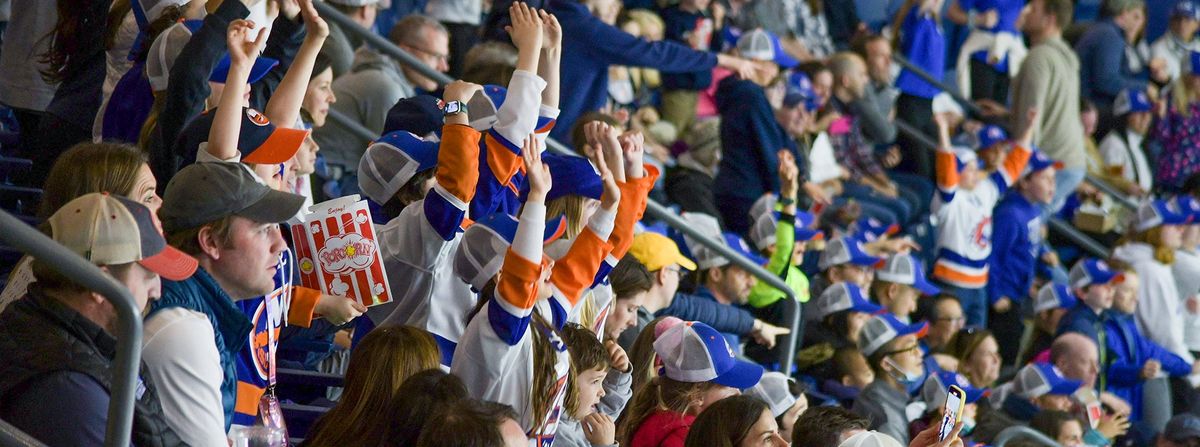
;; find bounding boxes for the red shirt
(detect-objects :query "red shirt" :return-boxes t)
[630,410,696,447]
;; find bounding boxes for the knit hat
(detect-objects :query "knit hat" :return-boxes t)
[384,95,445,137]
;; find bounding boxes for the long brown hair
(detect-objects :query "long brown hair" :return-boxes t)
[548,194,589,240]
[528,310,563,437]
[627,316,671,402]
[617,376,718,445]
[1122,226,1177,264]
[683,395,770,447]
[303,326,441,447]
[40,142,147,219]
[561,323,611,417]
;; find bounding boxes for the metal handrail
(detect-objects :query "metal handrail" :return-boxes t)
[0,210,142,447]
[0,419,46,447]
[316,3,803,373]
[892,53,984,116]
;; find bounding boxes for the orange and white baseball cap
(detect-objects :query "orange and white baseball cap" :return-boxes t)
[49,193,198,281]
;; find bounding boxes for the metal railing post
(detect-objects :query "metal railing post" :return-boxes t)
[0,211,141,447]
[318,4,807,373]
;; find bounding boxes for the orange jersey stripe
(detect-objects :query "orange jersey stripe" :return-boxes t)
[437,124,483,202]
[287,286,321,328]
[551,229,614,305]
[497,248,544,310]
[936,151,959,190]
[932,263,988,288]
[235,381,266,417]
[485,135,524,188]
[1001,144,1033,181]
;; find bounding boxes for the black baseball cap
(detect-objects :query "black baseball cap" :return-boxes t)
[384,94,444,137]
[159,162,306,232]
[1166,414,1200,442]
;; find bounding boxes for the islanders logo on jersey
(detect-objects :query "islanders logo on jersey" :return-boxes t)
[248,293,285,380]
[971,217,993,249]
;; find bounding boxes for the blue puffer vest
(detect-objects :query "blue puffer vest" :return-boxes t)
[148,267,253,429]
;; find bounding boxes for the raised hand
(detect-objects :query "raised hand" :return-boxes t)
[522,134,552,201]
[506,2,544,56]
[605,340,631,372]
[273,0,301,20]
[538,9,562,51]
[443,80,484,103]
[619,130,645,179]
[778,150,799,199]
[299,0,328,41]
[582,412,616,446]
[586,121,625,182]
[590,141,621,211]
[227,20,268,66]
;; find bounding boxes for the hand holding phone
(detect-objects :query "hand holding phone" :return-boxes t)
[939,385,966,441]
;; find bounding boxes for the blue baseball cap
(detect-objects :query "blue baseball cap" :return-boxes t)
[1016,362,1083,398]
[1025,149,1063,174]
[467,84,508,130]
[358,131,438,204]
[1034,283,1078,313]
[922,370,990,407]
[851,216,900,242]
[384,95,445,137]
[736,29,798,69]
[818,237,884,270]
[858,313,929,356]
[723,232,769,266]
[1114,88,1154,116]
[877,254,940,296]
[654,321,764,389]
[1134,198,1193,232]
[813,282,884,321]
[783,71,819,111]
[1176,195,1200,222]
[209,53,280,84]
[976,125,1008,151]
[1068,258,1124,290]
[1175,0,1200,20]
[519,153,602,202]
[749,210,824,250]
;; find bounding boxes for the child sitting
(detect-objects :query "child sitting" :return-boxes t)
[556,323,634,447]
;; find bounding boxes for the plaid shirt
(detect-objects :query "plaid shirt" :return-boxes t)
[828,97,886,178]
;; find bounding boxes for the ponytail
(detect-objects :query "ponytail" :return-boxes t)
[529,311,562,437]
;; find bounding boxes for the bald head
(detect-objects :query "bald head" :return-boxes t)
[1051,333,1099,387]
[828,52,868,100]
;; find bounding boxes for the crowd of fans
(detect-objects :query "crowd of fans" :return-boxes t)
[7,0,1200,445]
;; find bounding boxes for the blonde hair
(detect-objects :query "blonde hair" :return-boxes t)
[1126,227,1177,264]
[548,194,589,240]
[1171,75,1200,119]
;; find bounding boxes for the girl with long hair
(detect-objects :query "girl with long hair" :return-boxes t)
[946,328,1002,389]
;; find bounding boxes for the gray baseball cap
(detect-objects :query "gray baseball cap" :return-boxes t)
[1165,414,1200,442]
[160,162,306,232]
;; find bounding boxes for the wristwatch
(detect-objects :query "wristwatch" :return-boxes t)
[443,100,465,117]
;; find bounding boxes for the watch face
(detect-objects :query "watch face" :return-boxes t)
[444,101,461,114]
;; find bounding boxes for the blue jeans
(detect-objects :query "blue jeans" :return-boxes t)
[1046,167,1086,216]
[937,280,989,328]
[843,181,912,225]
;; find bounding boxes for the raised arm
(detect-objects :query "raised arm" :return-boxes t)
[206,20,268,161]
[426,82,485,240]
[994,108,1037,187]
[933,112,960,202]
[264,0,328,128]
[491,136,552,345]
[538,9,561,112]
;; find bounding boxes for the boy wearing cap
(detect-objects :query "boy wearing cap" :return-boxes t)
[873,254,941,324]
[913,371,989,441]
[713,28,805,234]
[930,108,1037,328]
[972,362,1090,444]
[0,193,197,447]
[1056,259,1122,366]
[853,313,930,444]
[745,150,824,364]
[1151,1,1200,83]
[800,282,883,384]
[1098,88,1156,196]
[1104,265,1200,422]
[1018,283,1079,365]
[975,125,1009,173]
[810,236,883,307]
[988,148,1060,363]
[143,162,305,445]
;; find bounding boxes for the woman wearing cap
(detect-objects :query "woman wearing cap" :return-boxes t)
[1099,88,1156,197]
[683,395,789,447]
[1113,199,1194,367]
[743,372,809,442]
[617,319,764,447]
[1154,50,1200,192]
[1,142,163,312]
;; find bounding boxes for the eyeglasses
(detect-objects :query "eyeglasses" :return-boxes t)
[405,44,449,63]
[882,344,921,357]
[936,316,966,323]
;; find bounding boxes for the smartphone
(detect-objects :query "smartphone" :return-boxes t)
[1074,388,1102,429]
[938,385,966,441]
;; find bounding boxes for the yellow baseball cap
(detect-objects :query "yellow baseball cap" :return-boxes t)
[629,232,697,272]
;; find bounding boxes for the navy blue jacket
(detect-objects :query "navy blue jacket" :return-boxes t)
[1075,20,1148,106]
[659,6,717,91]
[1104,312,1191,421]
[482,0,719,143]
[988,192,1044,305]
[713,77,799,200]
[656,290,757,342]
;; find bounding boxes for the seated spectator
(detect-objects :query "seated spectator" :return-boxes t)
[1075,0,1150,127]
[626,316,680,399]
[923,294,965,355]
[821,347,875,407]
[0,193,196,447]
[461,41,519,86]
[1,142,163,312]
[853,313,929,444]
[791,404,870,447]
[415,398,529,447]
[910,370,989,443]
[618,319,764,447]
[850,33,898,137]
[713,29,802,234]
[385,369,470,446]
[930,109,1036,328]
[604,253,654,342]
[143,162,304,445]
[1099,89,1156,196]
[314,14,450,197]
[872,253,941,323]
[809,236,881,301]
[1153,52,1200,193]
[1049,333,1134,441]
[555,323,634,447]
[1158,414,1200,446]
[987,150,1060,364]
[1029,410,1087,447]
[1103,264,1198,423]
[802,282,883,371]
[1150,1,1200,83]
[303,326,443,446]
[971,362,1086,443]
[1018,283,1078,366]
[684,395,789,447]
[1056,258,1121,353]
[744,372,810,442]
[945,328,1001,390]
[319,0,380,77]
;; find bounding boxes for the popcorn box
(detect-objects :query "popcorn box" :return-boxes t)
[291,195,393,308]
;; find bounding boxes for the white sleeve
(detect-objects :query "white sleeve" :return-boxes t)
[1098,134,1127,167]
[586,206,616,241]
[513,202,547,262]
[492,70,547,148]
[142,308,230,447]
[1135,265,1195,364]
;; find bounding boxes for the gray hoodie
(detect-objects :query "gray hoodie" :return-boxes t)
[554,368,632,447]
[314,47,416,170]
